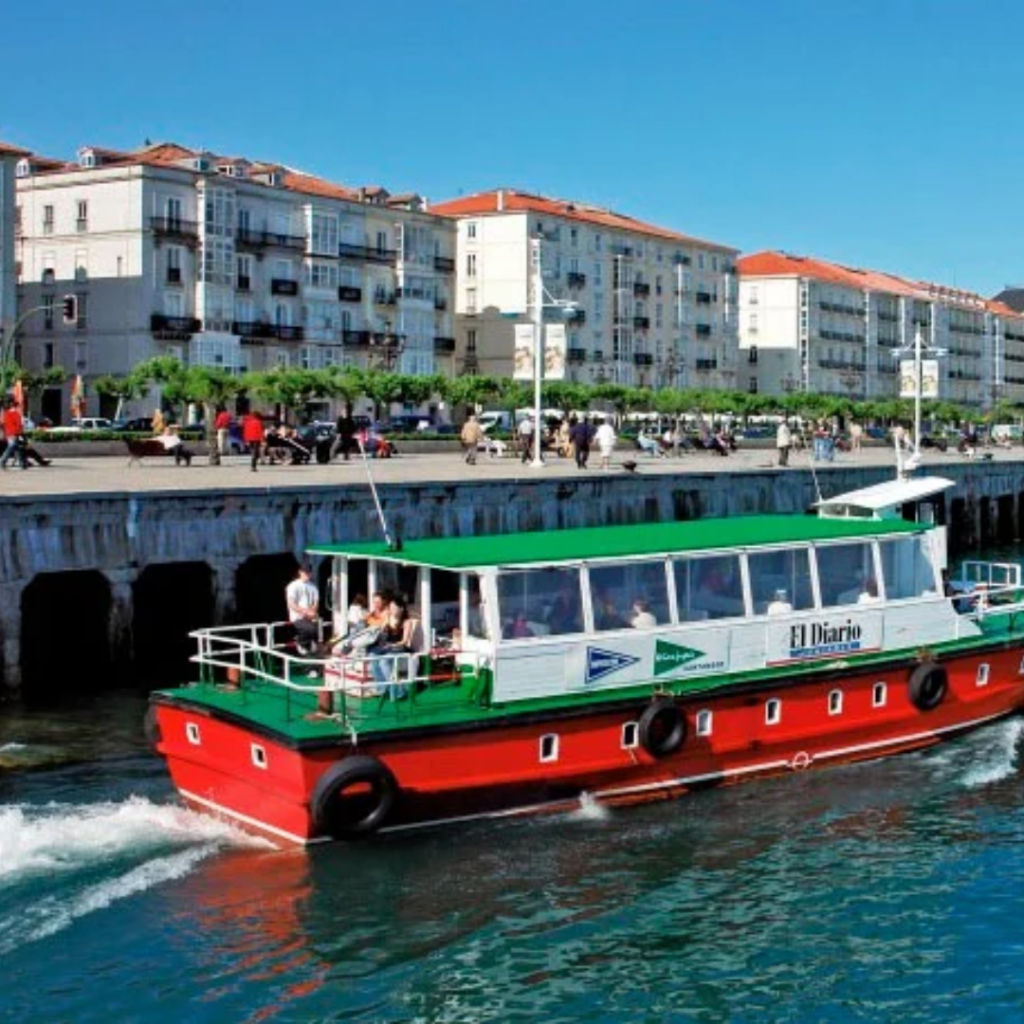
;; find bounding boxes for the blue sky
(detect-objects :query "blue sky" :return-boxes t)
[3,0,1020,295]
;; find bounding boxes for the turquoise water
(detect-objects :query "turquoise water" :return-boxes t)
[4,691,1024,1022]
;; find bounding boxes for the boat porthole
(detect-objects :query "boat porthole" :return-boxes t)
[828,690,843,716]
[310,755,399,840]
[908,661,948,712]
[251,744,268,769]
[621,722,639,749]
[765,698,781,725]
[186,722,201,745]
[872,682,887,708]
[540,734,559,763]
[977,664,990,688]
[638,699,686,757]
[696,709,713,737]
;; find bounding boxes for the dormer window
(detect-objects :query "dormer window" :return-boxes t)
[79,149,96,169]
[15,158,30,178]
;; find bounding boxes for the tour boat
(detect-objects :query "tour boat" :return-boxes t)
[148,474,1024,845]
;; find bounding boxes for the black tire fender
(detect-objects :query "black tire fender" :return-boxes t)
[638,698,687,757]
[310,755,399,839]
[908,661,948,711]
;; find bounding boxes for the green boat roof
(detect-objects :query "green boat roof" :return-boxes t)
[308,515,924,571]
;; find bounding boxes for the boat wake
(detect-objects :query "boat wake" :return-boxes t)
[959,718,1024,789]
[570,791,611,822]
[0,795,271,955]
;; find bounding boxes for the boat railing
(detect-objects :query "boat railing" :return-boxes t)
[189,623,483,722]
[952,561,1024,624]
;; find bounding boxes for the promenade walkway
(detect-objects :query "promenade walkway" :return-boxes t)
[0,442,1016,497]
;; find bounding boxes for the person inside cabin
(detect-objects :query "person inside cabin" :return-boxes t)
[365,591,390,627]
[767,588,793,615]
[504,609,535,640]
[286,561,320,655]
[630,598,657,629]
[858,578,881,604]
[547,583,582,634]
[347,593,369,630]
[593,588,625,630]
[370,597,417,697]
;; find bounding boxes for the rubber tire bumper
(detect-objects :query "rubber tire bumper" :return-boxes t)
[310,755,399,839]
[638,698,687,757]
[908,661,948,711]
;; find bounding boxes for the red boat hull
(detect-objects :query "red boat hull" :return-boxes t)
[154,647,1024,845]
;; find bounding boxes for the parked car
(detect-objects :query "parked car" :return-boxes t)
[113,417,155,433]
[48,416,114,433]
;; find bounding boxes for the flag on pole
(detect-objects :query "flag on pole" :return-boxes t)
[70,374,84,418]
[11,379,24,412]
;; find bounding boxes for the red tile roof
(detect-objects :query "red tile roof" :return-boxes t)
[0,139,31,157]
[431,188,737,253]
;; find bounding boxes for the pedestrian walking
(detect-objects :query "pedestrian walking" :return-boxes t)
[849,420,863,453]
[519,415,536,464]
[242,410,265,472]
[0,400,28,470]
[460,414,483,465]
[776,420,792,467]
[214,407,232,455]
[595,418,617,470]
[329,411,356,461]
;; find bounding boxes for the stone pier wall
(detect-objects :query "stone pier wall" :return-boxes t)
[1,462,1021,691]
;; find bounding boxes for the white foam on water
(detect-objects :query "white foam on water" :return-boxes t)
[0,795,274,954]
[570,791,611,822]
[961,718,1024,789]
[0,742,28,752]
[0,794,271,881]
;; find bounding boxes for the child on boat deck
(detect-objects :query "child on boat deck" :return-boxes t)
[370,598,417,698]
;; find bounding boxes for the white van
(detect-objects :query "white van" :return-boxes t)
[478,411,513,432]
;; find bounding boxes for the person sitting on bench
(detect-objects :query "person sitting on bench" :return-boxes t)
[157,426,193,466]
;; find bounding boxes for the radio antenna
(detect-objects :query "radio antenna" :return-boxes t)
[357,435,401,550]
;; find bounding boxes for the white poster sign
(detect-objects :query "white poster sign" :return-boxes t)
[513,324,535,381]
[899,359,940,399]
[544,323,566,381]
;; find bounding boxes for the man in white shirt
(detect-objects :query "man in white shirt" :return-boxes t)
[518,415,536,464]
[767,589,793,615]
[286,562,320,654]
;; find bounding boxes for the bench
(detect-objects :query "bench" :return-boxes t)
[125,438,192,467]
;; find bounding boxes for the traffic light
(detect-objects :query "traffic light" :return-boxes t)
[62,295,77,324]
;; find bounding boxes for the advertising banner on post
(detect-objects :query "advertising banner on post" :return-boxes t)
[899,359,939,399]
[513,324,535,381]
[544,323,566,381]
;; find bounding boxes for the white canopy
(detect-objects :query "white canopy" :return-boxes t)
[816,476,955,520]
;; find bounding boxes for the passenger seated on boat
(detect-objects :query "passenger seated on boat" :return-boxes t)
[503,610,535,639]
[285,561,320,655]
[369,598,417,698]
[766,589,793,615]
[630,598,657,629]
[857,578,881,604]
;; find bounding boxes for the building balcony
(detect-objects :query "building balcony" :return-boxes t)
[567,271,587,288]
[694,358,718,371]
[231,321,304,341]
[433,336,456,353]
[236,228,306,251]
[673,253,692,266]
[568,347,587,363]
[277,325,304,341]
[633,352,654,366]
[151,314,201,336]
[590,350,605,363]
[567,309,586,325]
[633,282,651,297]
[695,324,712,337]
[695,291,713,304]
[373,291,397,305]
[271,278,299,296]
[633,316,650,330]
[150,217,200,242]
[343,329,372,348]
[876,310,900,322]
[434,255,455,273]
[340,243,399,265]
[396,285,433,301]
[338,285,362,302]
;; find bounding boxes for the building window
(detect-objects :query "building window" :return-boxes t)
[748,345,758,363]
[74,250,88,282]
[76,200,88,233]
[42,205,54,234]
[74,293,88,330]
[74,341,87,370]
[828,689,843,715]
[696,709,713,736]
[42,295,54,330]
[43,343,54,369]
[467,221,477,240]
[872,682,887,708]
[765,698,781,725]
[466,253,477,278]
[466,328,477,353]
[466,288,477,314]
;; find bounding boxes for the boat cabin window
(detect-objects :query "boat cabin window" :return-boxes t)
[748,548,813,614]
[497,567,582,638]
[877,536,936,600]
[817,542,877,607]
[589,559,670,631]
[429,569,462,641]
[466,574,488,640]
[674,554,745,621]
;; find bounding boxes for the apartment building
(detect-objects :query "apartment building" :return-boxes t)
[14,142,456,421]
[0,140,30,355]
[738,251,1024,410]
[431,189,740,391]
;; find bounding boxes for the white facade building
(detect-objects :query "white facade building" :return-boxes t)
[738,251,1024,410]
[14,143,456,421]
[432,189,740,391]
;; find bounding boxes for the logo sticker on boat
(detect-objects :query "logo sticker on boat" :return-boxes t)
[654,640,711,675]
[586,647,640,684]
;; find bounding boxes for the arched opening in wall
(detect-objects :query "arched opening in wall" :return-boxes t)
[997,495,1016,545]
[236,554,302,627]
[134,563,215,687]
[21,571,112,700]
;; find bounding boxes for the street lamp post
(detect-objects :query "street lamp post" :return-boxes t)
[528,238,577,468]
[0,304,50,398]
[893,325,946,462]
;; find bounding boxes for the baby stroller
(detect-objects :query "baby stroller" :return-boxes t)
[265,428,313,465]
